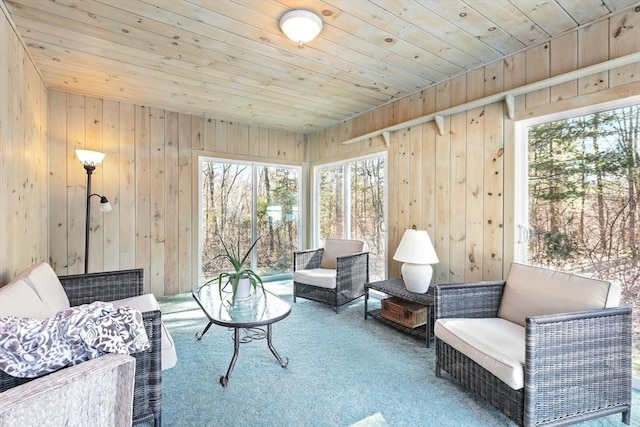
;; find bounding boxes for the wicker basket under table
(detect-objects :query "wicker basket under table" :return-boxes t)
[364,278,434,347]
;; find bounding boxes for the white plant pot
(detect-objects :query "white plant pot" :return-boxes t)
[234,277,252,302]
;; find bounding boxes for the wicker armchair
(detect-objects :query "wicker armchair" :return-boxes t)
[293,238,369,313]
[0,269,162,427]
[434,264,632,427]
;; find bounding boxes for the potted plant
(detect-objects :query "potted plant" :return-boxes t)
[213,235,265,306]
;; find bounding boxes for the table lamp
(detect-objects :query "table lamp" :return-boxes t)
[393,229,439,293]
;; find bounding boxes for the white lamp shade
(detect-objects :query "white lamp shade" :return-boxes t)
[279,10,323,44]
[393,229,439,264]
[99,201,112,212]
[76,149,105,167]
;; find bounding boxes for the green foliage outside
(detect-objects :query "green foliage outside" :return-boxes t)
[527,105,639,376]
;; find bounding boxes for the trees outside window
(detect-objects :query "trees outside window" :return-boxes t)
[525,104,639,377]
[200,159,300,281]
[316,154,386,281]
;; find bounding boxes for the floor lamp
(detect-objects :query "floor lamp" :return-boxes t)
[76,149,112,274]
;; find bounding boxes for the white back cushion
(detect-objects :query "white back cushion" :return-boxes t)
[498,262,619,327]
[0,279,53,319]
[319,239,364,269]
[19,262,70,314]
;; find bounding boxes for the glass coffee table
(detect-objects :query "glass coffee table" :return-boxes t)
[192,283,291,386]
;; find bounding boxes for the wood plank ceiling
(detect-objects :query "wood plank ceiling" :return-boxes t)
[3,0,639,133]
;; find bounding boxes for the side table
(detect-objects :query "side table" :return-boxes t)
[364,278,434,347]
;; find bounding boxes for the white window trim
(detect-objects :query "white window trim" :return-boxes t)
[197,156,302,283]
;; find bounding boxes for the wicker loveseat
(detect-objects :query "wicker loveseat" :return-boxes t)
[434,262,632,426]
[0,264,175,426]
[293,238,369,313]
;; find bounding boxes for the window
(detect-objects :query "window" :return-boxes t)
[314,153,386,281]
[515,98,640,384]
[199,158,301,282]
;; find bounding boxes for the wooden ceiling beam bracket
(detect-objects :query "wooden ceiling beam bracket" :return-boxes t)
[435,115,444,136]
[341,52,639,145]
[382,131,390,147]
[505,94,515,120]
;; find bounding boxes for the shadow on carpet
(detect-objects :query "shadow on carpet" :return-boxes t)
[154,282,638,427]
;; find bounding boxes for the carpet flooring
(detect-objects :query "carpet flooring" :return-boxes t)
[156,281,638,427]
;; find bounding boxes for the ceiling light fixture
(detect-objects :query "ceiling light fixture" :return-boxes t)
[279,9,323,47]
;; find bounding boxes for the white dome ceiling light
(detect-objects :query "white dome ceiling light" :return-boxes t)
[279,10,323,47]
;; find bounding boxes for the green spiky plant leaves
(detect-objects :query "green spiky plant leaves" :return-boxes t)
[214,235,265,306]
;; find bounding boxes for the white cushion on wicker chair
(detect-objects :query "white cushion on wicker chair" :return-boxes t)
[319,238,364,269]
[435,317,525,390]
[293,268,337,289]
[112,294,177,370]
[15,262,70,314]
[0,279,53,319]
[498,262,618,327]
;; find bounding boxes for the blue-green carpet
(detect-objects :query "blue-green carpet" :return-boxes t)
[156,281,638,427]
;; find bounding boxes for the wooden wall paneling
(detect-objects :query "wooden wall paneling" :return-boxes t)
[118,103,136,270]
[237,123,249,156]
[13,40,25,272]
[482,102,504,280]
[178,113,193,292]
[409,94,424,229]
[550,32,578,101]
[502,112,516,278]
[397,96,413,124]
[484,60,504,97]
[578,19,610,95]
[203,118,216,152]
[164,111,180,295]
[386,130,400,278]
[466,68,485,103]
[258,127,269,159]
[85,97,104,273]
[434,116,451,284]
[191,116,204,151]
[102,99,120,272]
[465,106,485,281]
[449,111,468,283]
[149,108,165,296]
[338,123,350,158]
[134,106,151,292]
[67,94,86,274]
[215,120,228,153]
[0,12,7,280]
[609,9,640,87]
[421,124,437,237]
[268,126,278,159]
[448,76,468,283]
[525,43,551,107]
[295,132,305,162]
[228,121,240,155]
[421,86,437,115]
[504,51,527,112]
[248,125,260,158]
[48,92,67,273]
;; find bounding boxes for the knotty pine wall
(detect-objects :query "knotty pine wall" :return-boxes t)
[0,8,48,284]
[308,8,640,286]
[48,92,305,296]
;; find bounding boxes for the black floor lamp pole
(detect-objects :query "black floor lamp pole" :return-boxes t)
[84,164,95,274]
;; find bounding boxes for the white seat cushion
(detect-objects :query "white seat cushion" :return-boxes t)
[0,279,54,319]
[111,294,177,370]
[435,318,525,390]
[15,262,70,314]
[293,268,337,289]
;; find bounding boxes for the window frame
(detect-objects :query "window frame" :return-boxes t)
[312,151,388,278]
[197,156,303,284]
